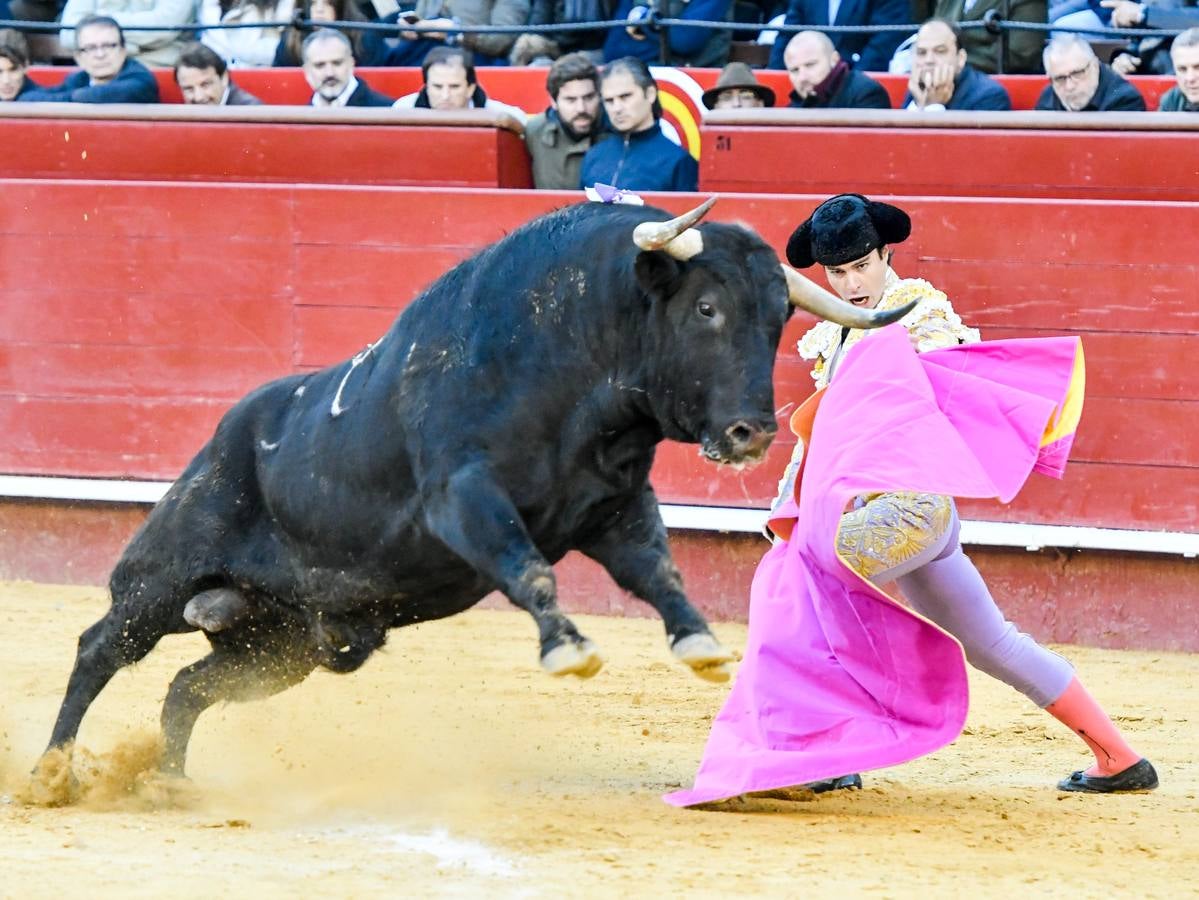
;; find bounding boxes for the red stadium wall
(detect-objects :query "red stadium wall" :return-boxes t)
[1,182,1196,648]
[699,116,1199,201]
[3,181,1195,530]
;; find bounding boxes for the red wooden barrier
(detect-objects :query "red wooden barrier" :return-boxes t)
[700,110,1199,200]
[0,107,532,187]
[1,181,1195,534]
[26,66,1176,113]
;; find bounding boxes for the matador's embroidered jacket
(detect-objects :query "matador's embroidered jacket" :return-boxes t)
[769,271,980,578]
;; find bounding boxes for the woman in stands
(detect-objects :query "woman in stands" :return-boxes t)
[201,0,298,67]
[274,0,386,66]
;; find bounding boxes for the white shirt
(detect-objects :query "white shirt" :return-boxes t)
[312,76,359,108]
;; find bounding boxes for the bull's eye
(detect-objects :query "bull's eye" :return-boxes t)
[696,300,716,319]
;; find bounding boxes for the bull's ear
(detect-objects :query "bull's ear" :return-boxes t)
[634,251,682,301]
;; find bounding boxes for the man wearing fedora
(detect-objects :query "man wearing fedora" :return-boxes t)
[767,193,1159,795]
[701,61,776,110]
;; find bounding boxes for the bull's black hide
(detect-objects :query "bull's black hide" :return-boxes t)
[42,201,795,778]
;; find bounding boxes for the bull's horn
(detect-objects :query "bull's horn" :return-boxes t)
[783,265,916,329]
[632,196,718,261]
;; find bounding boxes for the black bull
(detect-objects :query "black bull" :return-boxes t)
[41,201,905,778]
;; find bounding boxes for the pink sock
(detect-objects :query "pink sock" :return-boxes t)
[1045,677,1142,776]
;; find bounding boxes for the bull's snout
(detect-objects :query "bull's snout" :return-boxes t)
[726,419,777,458]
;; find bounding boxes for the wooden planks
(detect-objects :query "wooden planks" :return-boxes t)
[0,117,531,187]
[700,125,1199,201]
[2,181,1194,532]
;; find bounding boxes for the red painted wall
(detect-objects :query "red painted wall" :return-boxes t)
[699,124,1199,201]
[2,181,1195,533]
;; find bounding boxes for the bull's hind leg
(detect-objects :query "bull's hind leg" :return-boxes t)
[45,603,178,754]
[581,486,734,682]
[159,640,317,776]
[424,463,601,678]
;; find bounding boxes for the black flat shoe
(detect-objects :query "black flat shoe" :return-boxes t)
[1057,758,1159,793]
[810,773,863,794]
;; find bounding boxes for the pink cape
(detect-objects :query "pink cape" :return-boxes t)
[664,326,1084,807]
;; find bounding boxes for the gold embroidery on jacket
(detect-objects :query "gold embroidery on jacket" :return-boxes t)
[796,272,981,390]
[835,492,954,579]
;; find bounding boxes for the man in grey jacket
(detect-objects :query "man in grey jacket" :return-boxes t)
[175,42,263,105]
[524,52,604,190]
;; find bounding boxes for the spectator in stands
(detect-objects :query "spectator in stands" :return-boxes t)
[59,0,195,66]
[201,0,295,68]
[302,27,394,105]
[1159,26,1199,109]
[784,30,891,108]
[175,41,263,105]
[932,0,1046,74]
[393,45,528,121]
[768,0,910,72]
[902,18,1011,110]
[701,60,776,108]
[579,56,698,192]
[274,0,387,66]
[1035,33,1146,110]
[515,0,614,65]
[21,15,160,103]
[525,51,605,189]
[1104,0,1199,76]
[384,0,531,67]
[603,0,733,67]
[0,30,41,102]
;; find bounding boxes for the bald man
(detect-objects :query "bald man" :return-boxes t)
[784,31,890,109]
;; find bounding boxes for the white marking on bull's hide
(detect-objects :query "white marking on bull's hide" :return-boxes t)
[259,440,280,451]
[294,384,306,398]
[330,341,379,418]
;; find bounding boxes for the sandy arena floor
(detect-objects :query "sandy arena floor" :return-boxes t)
[0,580,1195,899]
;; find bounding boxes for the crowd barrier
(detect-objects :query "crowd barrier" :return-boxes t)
[0,105,531,187]
[4,100,1192,199]
[2,181,1194,533]
[3,181,1195,647]
[699,109,1199,201]
[26,65,1177,113]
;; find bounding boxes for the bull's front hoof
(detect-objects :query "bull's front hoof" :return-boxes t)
[671,633,735,683]
[541,639,603,679]
[23,747,81,807]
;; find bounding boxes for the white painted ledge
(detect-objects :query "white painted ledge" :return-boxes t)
[2,475,1196,558]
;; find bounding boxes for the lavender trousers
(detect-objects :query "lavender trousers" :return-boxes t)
[868,505,1075,708]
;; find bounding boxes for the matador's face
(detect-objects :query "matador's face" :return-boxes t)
[823,248,890,309]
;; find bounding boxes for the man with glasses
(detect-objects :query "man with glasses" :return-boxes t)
[701,62,776,111]
[1035,34,1145,111]
[20,15,159,103]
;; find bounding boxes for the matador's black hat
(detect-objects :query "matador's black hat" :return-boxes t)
[785,194,912,268]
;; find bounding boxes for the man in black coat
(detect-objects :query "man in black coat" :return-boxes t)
[784,30,891,109]
[1035,34,1146,111]
[18,15,159,104]
[302,28,394,108]
[902,19,1011,111]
